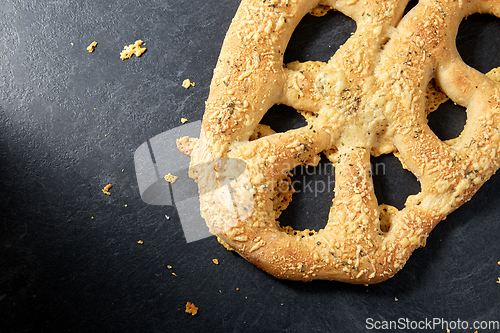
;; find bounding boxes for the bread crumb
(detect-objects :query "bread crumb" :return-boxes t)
[212,259,219,265]
[120,40,146,60]
[176,136,198,156]
[102,184,112,195]
[124,204,128,207]
[167,265,172,269]
[91,216,94,219]
[394,297,398,301]
[497,261,500,266]
[87,41,97,53]
[137,240,144,245]
[164,173,179,183]
[172,272,177,276]
[181,117,188,124]
[185,302,198,316]
[236,287,239,291]
[182,79,195,89]
[497,277,500,284]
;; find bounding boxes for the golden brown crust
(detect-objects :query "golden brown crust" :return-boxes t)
[190,0,500,283]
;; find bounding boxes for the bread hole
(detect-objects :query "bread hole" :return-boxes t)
[456,13,500,74]
[426,14,500,144]
[283,8,356,64]
[370,153,421,211]
[276,154,335,234]
[259,104,308,133]
[424,78,467,141]
[427,100,467,141]
[378,204,398,233]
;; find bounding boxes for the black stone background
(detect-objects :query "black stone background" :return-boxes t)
[1,0,499,332]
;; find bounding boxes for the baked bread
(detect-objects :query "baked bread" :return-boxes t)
[189,0,500,283]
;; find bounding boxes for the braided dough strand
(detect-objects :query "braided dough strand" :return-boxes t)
[190,0,500,283]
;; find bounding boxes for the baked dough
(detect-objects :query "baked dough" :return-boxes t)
[190,0,500,283]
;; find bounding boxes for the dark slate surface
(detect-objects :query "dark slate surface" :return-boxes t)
[1,1,499,332]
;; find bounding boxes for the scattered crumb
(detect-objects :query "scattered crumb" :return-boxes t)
[120,40,146,60]
[181,117,188,124]
[497,277,500,284]
[236,287,239,291]
[87,41,97,53]
[309,4,330,17]
[446,329,450,333]
[167,264,177,276]
[71,42,74,46]
[394,297,398,301]
[124,204,128,207]
[121,169,124,172]
[164,173,179,183]
[182,79,195,89]
[498,261,500,266]
[137,240,144,245]
[176,136,198,156]
[91,216,94,219]
[102,183,112,195]
[165,215,170,220]
[212,259,219,265]
[185,302,198,316]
